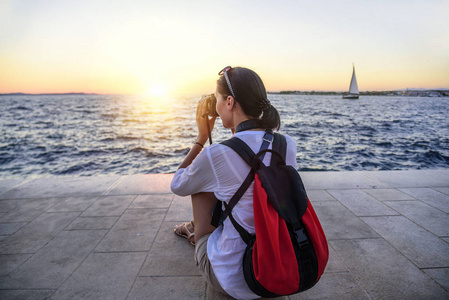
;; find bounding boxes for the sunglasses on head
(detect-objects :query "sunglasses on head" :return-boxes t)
[218,66,236,100]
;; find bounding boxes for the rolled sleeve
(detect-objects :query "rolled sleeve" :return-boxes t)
[170,148,218,196]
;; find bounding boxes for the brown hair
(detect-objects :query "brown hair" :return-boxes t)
[217,67,280,130]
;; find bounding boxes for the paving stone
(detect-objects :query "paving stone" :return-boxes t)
[107,174,174,195]
[140,222,199,276]
[127,276,205,300]
[312,201,378,240]
[327,189,398,216]
[80,195,135,217]
[434,187,449,196]
[0,176,121,199]
[362,188,415,201]
[324,244,349,274]
[0,198,63,222]
[0,212,79,254]
[331,238,449,299]
[0,289,55,300]
[50,252,146,300]
[47,196,98,212]
[65,216,118,230]
[95,208,166,252]
[361,216,449,268]
[360,170,449,188]
[165,195,193,221]
[385,200,449,236]
[399,188,449,213]
[300,171,387,190]
[290,273,370,300]
[306,190,336,202]
[0,179,27,196]
[0,172,447,299]
[0,230,106,289]
[129,194,173,209]
[0,199,24,213]
[205,287,285,300]
[0,254,32,276]
[0,222,28,235]
[206,285,234,299]
[423,268,449,291]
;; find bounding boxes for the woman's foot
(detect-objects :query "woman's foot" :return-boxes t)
[174,220,195,245]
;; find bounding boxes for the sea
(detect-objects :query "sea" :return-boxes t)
[1,94,448,179]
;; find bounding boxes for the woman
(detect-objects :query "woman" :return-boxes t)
[171,66,297,299]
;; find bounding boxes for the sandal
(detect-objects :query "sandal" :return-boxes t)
[174,220,195,246]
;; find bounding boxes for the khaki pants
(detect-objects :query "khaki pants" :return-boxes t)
[194,233,229,296]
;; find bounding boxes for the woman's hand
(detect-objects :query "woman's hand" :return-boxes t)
[196,95,217,145]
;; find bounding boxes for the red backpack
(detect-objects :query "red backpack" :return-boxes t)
[213,129,328,298]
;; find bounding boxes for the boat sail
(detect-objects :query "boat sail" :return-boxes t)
[343,64,359,99]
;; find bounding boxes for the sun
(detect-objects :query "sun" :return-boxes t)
[145,83,169,98]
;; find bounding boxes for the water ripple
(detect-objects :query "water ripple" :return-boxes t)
[0,94,448,178]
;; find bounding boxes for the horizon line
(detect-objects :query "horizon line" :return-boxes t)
[2,87,449,96]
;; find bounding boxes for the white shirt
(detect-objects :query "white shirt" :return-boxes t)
[171,130,297,300]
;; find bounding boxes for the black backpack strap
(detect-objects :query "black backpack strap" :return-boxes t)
[211,130,273,229]
[272,133,287,164]
[221,130,273,212]
[221,137,255,165]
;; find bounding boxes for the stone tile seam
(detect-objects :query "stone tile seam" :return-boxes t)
[359,213,444,241]
[92,250,149,254]
[327,242,353,275]
[399,187,449,200]
[102,176,125,195]
[53,195,102,215]
[136,275,203,278]
[357,171,393,189]
[383,199,449,215]
[0,252,35,278]
[88,214,126,252]
[0,179,33,198]
[1,211,83,258]
[126,194,173,300]
[126,207,169,211]
[379,201,449,236]
[0,193,104,200]
[49,229,115,292]
[325,188,393,220]
[421,269,449,293]
[327,240,373,299]
[322,270,351,274]
[327,237,383,241]
[358,215,449,279]
[433,187,449,196]
[0,288,57,291]
[328,238,442,299]
[355,214,401,218]
[107,192,175,196]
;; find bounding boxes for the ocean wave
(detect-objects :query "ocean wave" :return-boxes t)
[1,94,448,178]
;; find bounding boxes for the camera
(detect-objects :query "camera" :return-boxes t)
[203,93,218,117]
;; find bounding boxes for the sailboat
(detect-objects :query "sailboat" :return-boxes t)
[342,64,359,99]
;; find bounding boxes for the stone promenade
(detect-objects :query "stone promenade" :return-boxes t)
[0,170,448,299]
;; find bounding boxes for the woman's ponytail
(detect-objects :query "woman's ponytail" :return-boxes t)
[261,104,281,131]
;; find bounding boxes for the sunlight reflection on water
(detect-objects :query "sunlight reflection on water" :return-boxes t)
[0,94,448,178]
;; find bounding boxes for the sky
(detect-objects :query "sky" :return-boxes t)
[0,0,448,95]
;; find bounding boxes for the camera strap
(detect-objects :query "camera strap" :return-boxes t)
[206,117,213,145]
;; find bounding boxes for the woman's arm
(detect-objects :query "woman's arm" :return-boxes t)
[177,95,217,169]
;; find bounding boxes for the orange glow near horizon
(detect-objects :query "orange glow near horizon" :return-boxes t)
[1,1,448,95]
